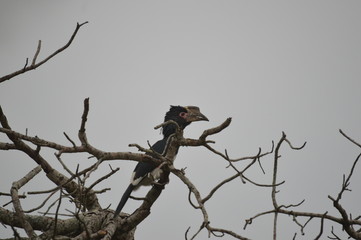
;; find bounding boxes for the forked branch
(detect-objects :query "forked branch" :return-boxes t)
[0,22,88,84]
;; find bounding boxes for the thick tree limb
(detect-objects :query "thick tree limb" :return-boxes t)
[0,142,16,150]
[0,207,80,235]
[0,126,159,165]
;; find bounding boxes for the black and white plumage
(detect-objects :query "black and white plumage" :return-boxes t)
[114,106,208,216]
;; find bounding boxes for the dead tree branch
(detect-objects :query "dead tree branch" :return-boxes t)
[10,165,41,238]
[0,105,101,212]
[327,152,361,239]
[0,22,88,84]
[244,130,361,240]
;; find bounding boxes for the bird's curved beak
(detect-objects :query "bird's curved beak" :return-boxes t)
[185,106,209,122]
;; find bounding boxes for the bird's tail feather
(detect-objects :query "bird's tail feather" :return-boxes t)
[114,184,134,217]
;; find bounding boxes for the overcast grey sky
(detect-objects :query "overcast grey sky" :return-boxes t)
[1,1,361,239]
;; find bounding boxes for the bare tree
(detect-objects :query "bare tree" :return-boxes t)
[0,23,360,240]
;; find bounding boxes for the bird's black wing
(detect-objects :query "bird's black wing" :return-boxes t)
[131,138,167,183]
[151,137,168,155]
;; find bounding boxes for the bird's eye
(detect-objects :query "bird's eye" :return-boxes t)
[179,112,187,118]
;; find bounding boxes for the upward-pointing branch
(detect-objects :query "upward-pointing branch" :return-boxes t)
[0,21,88,84]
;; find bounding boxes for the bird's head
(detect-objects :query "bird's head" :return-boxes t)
[162,105,208,136]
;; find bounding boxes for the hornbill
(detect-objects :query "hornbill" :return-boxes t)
[114,105,208,216]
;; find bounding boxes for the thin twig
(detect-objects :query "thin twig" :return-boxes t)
[154,119,180,130]
[23,58,29,71]
[31,40,41,66]
[339,129,361,148]
[0,192,26,198]
[24,189,58,213]
[87,167,119,191]
[55,152,75,177]
[63,132,77,147]
[53,188,63,238]
[314,212,328,240]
